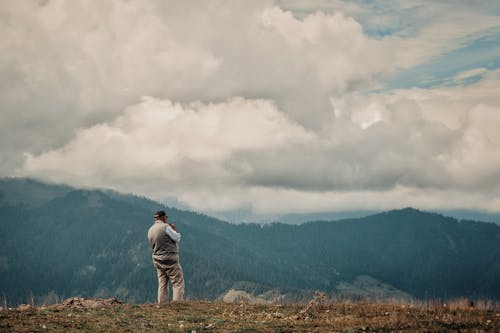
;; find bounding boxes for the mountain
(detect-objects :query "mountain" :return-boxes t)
[1,178,500,306]
[437,209,500,225]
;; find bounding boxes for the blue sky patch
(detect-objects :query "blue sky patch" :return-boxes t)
[384,28,500,89]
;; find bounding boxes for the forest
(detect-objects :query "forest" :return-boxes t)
[1,178,500,306]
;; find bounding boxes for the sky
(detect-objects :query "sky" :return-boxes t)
[1,0,500,220]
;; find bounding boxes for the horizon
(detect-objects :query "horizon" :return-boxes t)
[3,176,500,225]
[1,1,500,217]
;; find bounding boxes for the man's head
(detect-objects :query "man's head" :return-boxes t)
[154,210,168,222]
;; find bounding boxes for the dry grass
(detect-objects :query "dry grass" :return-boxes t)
[1,299,499,332]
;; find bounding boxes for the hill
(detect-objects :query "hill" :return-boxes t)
[1,298,499,333]
[1,178,500,305]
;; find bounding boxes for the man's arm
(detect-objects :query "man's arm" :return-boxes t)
[165,224,181,243]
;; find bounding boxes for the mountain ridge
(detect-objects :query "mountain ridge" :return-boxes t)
[1,178,500,305]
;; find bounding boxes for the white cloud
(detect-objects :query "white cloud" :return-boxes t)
[2,0,500,215]
[453,68,488,82]
[2,0,497,152]
[329,69,500,192]
[20,70,500,214]
[21,97,314,198]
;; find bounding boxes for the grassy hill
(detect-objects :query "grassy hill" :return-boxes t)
[1,299,498,333]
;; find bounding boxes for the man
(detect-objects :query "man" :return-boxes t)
[147,210,185,304]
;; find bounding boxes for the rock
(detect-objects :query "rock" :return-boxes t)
[204,323,215,330]
[62,297,123,308]
[17,304,32,311]
[220,289,270,304]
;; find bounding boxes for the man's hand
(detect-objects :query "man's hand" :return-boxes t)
[169,223,177,231]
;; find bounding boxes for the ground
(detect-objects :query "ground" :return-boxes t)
[1,299,499,332]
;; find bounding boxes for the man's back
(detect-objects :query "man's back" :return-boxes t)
[148,221,178,264]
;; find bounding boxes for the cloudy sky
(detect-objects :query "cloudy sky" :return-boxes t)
[2,0,500,219]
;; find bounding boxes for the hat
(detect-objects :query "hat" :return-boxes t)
[154,210,167,219]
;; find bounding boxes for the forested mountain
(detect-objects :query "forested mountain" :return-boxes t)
[1,178,500,306]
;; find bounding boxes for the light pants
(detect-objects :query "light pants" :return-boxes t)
[154,261,185,304]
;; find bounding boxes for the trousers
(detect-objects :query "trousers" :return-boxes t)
[154,260,185,304]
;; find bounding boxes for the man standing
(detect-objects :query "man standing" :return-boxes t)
[147,210,185,304]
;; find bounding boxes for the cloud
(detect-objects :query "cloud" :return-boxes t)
[2,0,500,215]
[20,70,500,213]
[453,68,488,82]
[2,0,497,162]
[21,97,314,198]
[329,69,500,192]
